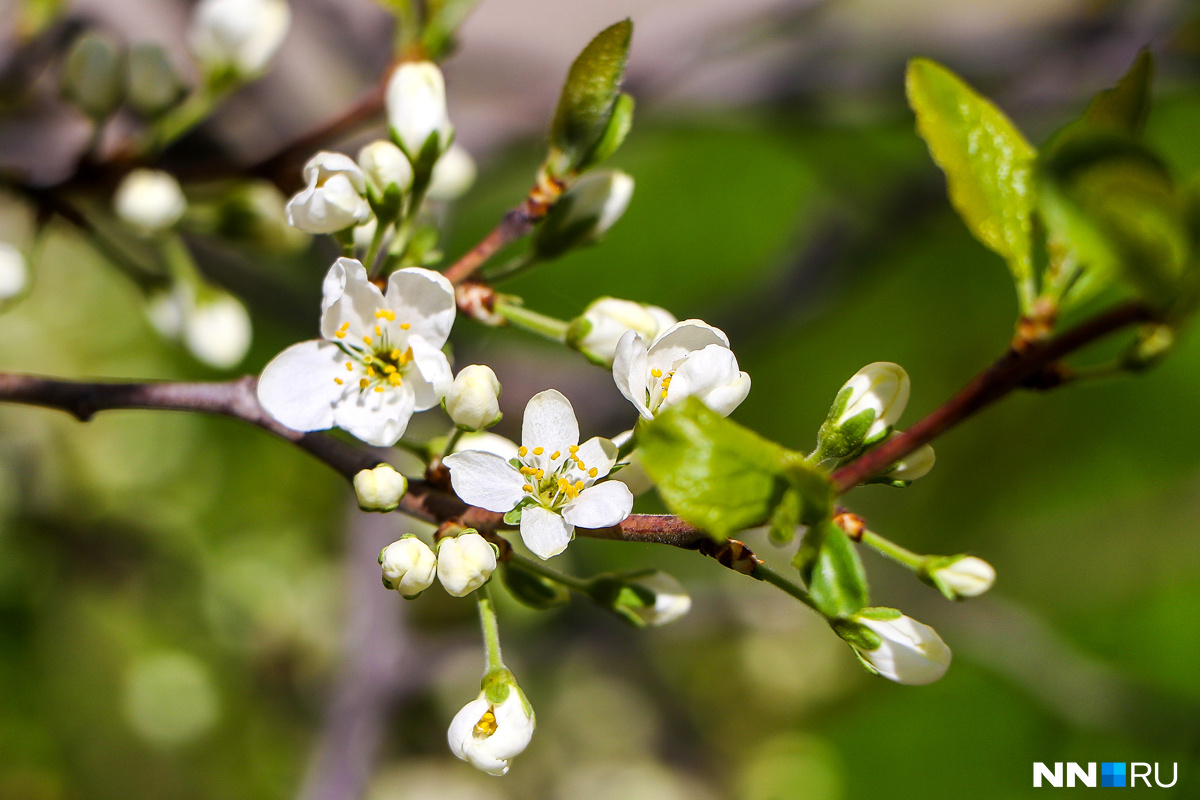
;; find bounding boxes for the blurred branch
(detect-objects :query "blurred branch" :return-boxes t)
[442,180,562,286]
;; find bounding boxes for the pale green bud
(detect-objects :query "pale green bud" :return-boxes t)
[353,463,408,512]
[925,555,995,600]
[533,171,633,259]
[836,607,951,685]
[378,535,437,597]
[126,43,186,118]
[114,169,188,234]
[443,365,502,431]
[62,32,124,120]
[436,531,497,597]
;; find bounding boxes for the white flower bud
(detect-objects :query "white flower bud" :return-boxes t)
[0,243,29,301]
[184,293,252,369]
[836,362,911,441]
[188,0,291,77]
[436,532,497,597]
[534,171,633,259]
[357,140,413,197]
[427,143,476,201]
[841,608,951,686]
[353,463,409,512]
[625,571,692,627]
[285,152,371,234]
[928,555,995,599]
[114,169,187,234]
[386,61,453,162]
[569,297,676,367]
[886,440,935,482]
[444,365,502,431]
[378,536,436,597]
[448,674,535,776]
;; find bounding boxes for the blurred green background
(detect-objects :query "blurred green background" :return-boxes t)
[3,0,1200,798]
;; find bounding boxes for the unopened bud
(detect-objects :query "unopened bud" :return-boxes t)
[589,570,692,628]
[448,669,535,776]
[885,439,935,482]
[0,242,29,301]
[428,144,476,201]
[184,292,252,369]
[285,152,370,234]
[378,535,436,597]
[62,32,124,120]
[818,362,911,460]
[386,61,453,167]
[353,463,408,512]
[834,607,951,685]
[436,531,497,597]
[533,171,633,260]
[114,169,188,234]
[357,140,412,220]
[188,0,291,79]
[567,297,675,367]
[444,365,502,431]
[925,555,995,600]
[126,43,186,118]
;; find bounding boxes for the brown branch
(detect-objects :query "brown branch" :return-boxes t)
[442,179,564,286]
[830,301,1155,494]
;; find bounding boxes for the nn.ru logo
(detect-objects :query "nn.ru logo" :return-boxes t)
[1033,762,1178,788]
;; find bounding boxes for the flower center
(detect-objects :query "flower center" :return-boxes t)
[648,367,676,412]
[473,708,498,738]
[331,312,416,394]
[515,444,599,508]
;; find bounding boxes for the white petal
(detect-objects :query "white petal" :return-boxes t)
[332,382,416,446]
[566,436,617,482]
[443,451,526,512]
[385,267,456,348]
[612,330,652,420]
[664,344,750,417]
[479,693,534,760]
[256,340,345,432]
[406,336,453,410]
[520,505,574,560]
[646,319,730,376]
[562,481,633,530]
[447,696,491,761]
[320,258,385,341]
[521,390,579,455]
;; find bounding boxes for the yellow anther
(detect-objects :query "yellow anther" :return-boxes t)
[335,322,350,338]
[345,362,354,372]
[390,349,402,361]
[577,461,586,470]
[661,389,669,399]
[374,385,384,393]
[588,467,598,478]
[399,347,413,366]
[518,447,528,457]
[651,368,663,378]
[551,451,561,460]
[522,484,533,493]
[334,377,344,386]
[335,329,348,339]
[400,322,410,330]
[569,445,579,453]
[533,447,544,456]
[575,480,584,491]
[363,335,372,345]
[383,364,397,374]
[366,366,377,376]
[388,374,402,386]
[374,309,395,321]
[519,467,534,475]
[535,469,544,480]
[374,325,382,337]
[359,378,369,390]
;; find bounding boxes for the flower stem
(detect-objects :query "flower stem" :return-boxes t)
[476,583,505,672]
[494,301,569,343]
[752,561,818,612]
[860,529,926,572]
[507,552,592,594]
[443,426,466,457]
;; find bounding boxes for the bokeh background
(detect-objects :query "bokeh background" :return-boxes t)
[3,0,1200,798]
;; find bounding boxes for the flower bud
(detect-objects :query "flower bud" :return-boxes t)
[925,555,995,600]
[378,535,436,597]
[285,152,370,234]
[437,531,497,597]
[62,32,124,120]
[0,242,29,301]
[428,144,476,201]
[188,0,291,78]
[818,362,911,460]
[836,607,951,685]
[353,463,409,512]
[533,171,633,259]
[114,169,188,234]
[126,43,186,118]
[443,365,502,431]
[357,140,413,209]
[567,297,676,367]
[589,570,692,628]
[885,439,935,482]
[448,670,535,776]
[213,181,308,253]
[184,292,252,369]
[386,61,453,164]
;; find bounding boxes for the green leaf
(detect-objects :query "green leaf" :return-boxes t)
[578,92,635,170]
[420,0,482,59]
[793,521,869,618]
[1084,49,1154,137]
[548,19,633,175]
[637,398,829,541]
[906,58,1037,308]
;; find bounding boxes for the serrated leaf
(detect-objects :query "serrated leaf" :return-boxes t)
[548,19,632,174]
[906,58,1037,308]
[1084,49,1154,136]
[792,521,869,618]
[638,398,829,541]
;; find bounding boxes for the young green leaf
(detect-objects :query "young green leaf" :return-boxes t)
[792,521,869,619]
[548,19,633,175]
[1084,49,1154,137]
[906,58,1037,309]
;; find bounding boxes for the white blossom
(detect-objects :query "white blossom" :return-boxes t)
[354,463,409,512]
[358,140,413,198]
[114,169,187,234]
[428,144,477,201]
[436,532,497,597]
[835,362,910,443]
[613,320,750,421]
[571,297,676,367]
[257,258,455,446]
[448,679,535,776]
[185,293,252,369]
[444,365,502,431]
[929,556,995,599]
[444,390,634,560]
[844,608,951,686]
[0,243,29,300]
[285,152,371,234]
[379,535,436,597]
[386,61,453,161]
[623,571,692,627]
[188,0,291,77]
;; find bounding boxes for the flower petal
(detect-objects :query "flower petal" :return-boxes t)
[562,481,634,530]
[256,340,345,432]
[521,390,579,455]
[664,344,750,417]
[332,382,416,446]
[479,692,534,760]
[612,330,651,420]
[646,319,730,376]
[385,268,456,348]
[447,695,491,762]
[566,436,617,482]
[520,505,574,560]
[443,451,526,512]
[320,258,385,341]
[405,336,453,410]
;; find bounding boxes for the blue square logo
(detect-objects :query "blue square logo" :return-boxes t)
[1101,762,1127,788]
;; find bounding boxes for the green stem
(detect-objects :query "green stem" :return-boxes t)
[364,220,391,277]
[148,82,228,153]
[507,552,592,594]
[476,583,505,671]
[752,562,818,612]
[860,529,926,572]
[443,426,466,457]
[495,301,570,343]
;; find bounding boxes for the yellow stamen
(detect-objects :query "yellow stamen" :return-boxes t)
[551,451,561,460]
[518,447,528,457]
[383,364,397,374]
[588,467,598,477]
[577,461,586,470]
[575,480,584,491]
[345,362,354,372]
[390,349,402,361]
[400,323,410,330]
[651,368,663,378]
[363,336,372,345]
[535,469,544,480]
[374,385,384,393]
[374,325,382,337]
[533,447,544,456]
[387,374,402,386]
[375,309,396,321]
[522,484,533,493]
[334,378,344,385]
[569,445,579,453]
[359,378,369,390]
[474,710,498,737]
[366,366,377,376]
